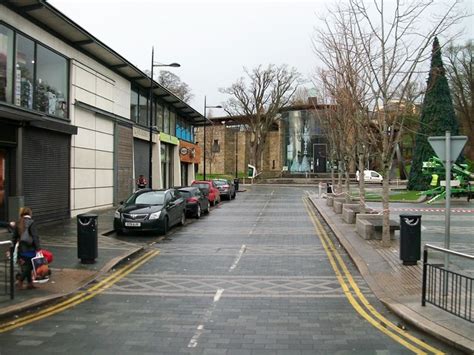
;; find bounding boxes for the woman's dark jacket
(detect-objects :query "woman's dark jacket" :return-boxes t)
[12,218,41,254]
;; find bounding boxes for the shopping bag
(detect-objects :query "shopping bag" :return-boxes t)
[13,242,19,265]
[39,249,53,264]
[31,251,50,283]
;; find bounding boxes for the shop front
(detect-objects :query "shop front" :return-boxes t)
[160,132,179,189]
[179,140,201,186]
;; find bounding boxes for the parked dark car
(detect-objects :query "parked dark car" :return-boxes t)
[179,187,210,218]
[213,179,236,200]
[114,188,186,235]
[191,180,220,206]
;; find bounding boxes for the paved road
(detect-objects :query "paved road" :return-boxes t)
[0,186,462,354]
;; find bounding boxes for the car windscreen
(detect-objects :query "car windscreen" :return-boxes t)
[192,183,209,190]
[125,191,165,205]
[179,190,192,198]
[214,180,226,186]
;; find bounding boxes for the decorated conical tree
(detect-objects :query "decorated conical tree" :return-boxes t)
[407,37,460,190]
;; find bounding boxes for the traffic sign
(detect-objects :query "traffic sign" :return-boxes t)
[428,135,467,165]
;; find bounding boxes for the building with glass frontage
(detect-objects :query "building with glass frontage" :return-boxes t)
[0,0,203,223]
[195,100,330,177]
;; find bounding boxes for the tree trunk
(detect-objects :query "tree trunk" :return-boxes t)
[381,166,391,247]
[358,153,366,213]
[344,160,351,203]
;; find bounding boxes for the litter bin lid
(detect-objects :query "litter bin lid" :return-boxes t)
[399,214,421,218]
[77,213,98,218]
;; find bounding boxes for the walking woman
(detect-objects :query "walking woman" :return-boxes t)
[12,207,41,289]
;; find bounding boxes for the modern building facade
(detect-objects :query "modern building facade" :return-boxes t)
[195,100,329,177]
[0,0,203,223]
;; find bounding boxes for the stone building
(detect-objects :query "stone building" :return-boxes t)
[195,99,331,177]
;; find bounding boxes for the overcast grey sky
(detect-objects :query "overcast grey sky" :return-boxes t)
[49,0,472,116]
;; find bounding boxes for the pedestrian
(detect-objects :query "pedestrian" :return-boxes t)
[12,207,41,290]
[137,174,147,189]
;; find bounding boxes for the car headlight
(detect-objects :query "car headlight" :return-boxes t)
[149,211,161,220]
[114,210,121,218]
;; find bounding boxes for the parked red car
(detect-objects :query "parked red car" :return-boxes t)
[191,180,221,206]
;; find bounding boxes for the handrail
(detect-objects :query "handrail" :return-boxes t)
[0,240,14,300]
[424,244,474,260]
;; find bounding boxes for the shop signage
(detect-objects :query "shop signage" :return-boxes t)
[180,147,189,155]
[160,132,179,145]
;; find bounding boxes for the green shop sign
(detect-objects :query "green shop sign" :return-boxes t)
[159,133,179,145]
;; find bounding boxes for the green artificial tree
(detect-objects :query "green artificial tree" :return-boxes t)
[407,37,460,190]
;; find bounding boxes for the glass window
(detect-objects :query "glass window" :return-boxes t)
[176,118,182,139]
[170,110,176,136]
[15,34,35,110]
[0,25,14,104]
[155,100,163,131]
[138,92,148,126]
[36,44,68,118]
[130,88,138,122]
[163,106,170,134]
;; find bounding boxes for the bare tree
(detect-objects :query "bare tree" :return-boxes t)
[315,0,464,246]
[445,40,474,160]
[220,65,302,171]
[158,71,194,103]
[143,69,193,103]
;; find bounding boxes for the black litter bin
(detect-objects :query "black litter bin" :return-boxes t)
[77,213,98,264]
[399,214,421,265]
[327,183,333,194]
[234,178,240,192]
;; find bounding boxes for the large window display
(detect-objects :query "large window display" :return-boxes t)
[15,34,34,109]
[283,110,327,173]
[0,24,69,118]
[154,100,163,131]
[130,88,138,122]
[138,92,148,126]
[0,24,14,104]
[36,44,68,118]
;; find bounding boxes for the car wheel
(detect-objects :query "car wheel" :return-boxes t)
[180,211,186,226]
[205,201,210,214]
[160,217,169,235]
[196,205,201,219]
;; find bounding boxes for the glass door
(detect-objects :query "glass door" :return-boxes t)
[0,149,6,221]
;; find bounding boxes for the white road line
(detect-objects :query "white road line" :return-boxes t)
[187,288,224,348]
[229,244,246,271]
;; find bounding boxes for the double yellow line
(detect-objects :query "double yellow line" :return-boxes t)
[0,249,159,333]
[303,198,443,355]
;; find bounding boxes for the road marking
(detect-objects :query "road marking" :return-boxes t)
[0,250,160,333]
[188,288,224,348]
[303,198,444,355]
[229,244,246,271]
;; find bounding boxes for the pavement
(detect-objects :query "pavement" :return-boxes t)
[0,190,472,353]
[0,207,143,319]
[307,194,474,354]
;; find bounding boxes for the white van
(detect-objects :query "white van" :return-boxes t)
[356,170,383,184]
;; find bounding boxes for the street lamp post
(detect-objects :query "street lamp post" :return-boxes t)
[203,95,222,181]
[148,46,180,189]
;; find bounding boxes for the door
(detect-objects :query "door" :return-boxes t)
[313,144,327,173]
[0,149,6,221]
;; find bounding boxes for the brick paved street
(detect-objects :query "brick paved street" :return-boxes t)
[0,186,462,354]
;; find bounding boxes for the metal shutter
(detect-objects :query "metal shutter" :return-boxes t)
[133,138,149,182]
[23,127,70,223]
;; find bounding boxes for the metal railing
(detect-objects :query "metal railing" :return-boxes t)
[422,244,473,322]
[0,240,14,300]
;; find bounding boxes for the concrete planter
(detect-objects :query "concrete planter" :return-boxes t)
[355,213,399,240]
[326,194,334,206]
[342,204,361,224]
[333,198,348,214]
